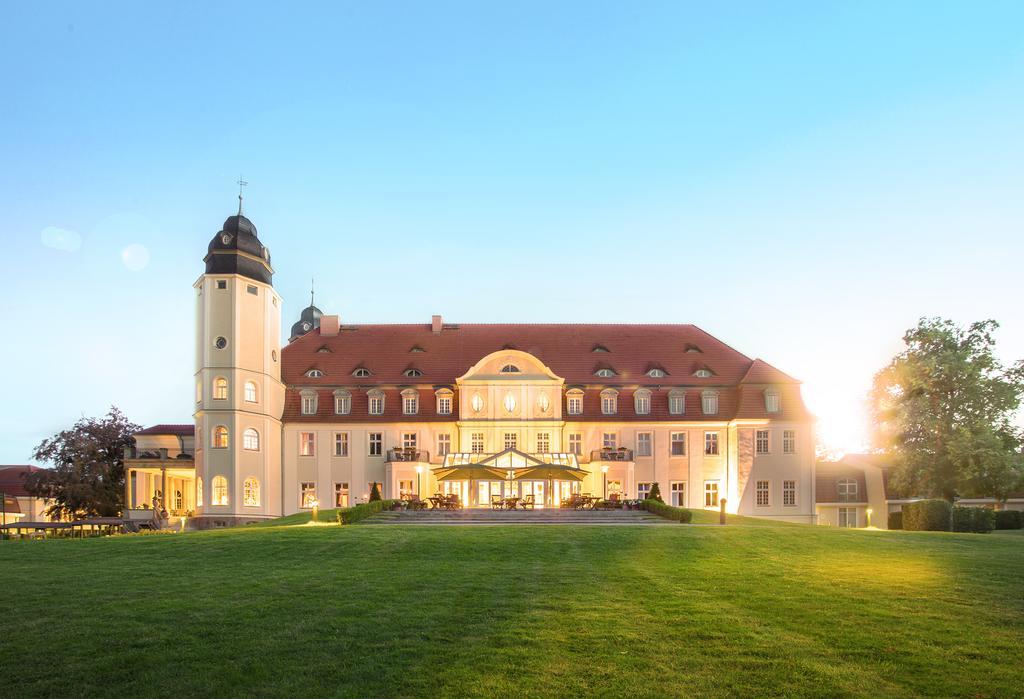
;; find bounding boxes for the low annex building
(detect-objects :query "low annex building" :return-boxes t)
[138,204,819,527]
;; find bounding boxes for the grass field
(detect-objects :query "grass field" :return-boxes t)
[2,520,1022,698]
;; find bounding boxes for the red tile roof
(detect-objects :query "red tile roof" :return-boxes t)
[135,424,195,436]
[0,465,45,497]
[281,324,810,423]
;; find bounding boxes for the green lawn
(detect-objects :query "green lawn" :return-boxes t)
[2,521,1022,697]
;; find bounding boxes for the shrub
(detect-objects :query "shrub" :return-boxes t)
[888,511,903,530]
[902,499,952,531]
[952,506,995,534]
[338,499,396,525]
[368,482,382,502]
[994,509,1023,530]
[640,498,692,523]
[647,482,664,503]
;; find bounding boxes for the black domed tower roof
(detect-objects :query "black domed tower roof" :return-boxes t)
[203,197,273,284]
[290,282,323,341]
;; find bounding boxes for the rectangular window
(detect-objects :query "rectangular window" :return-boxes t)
[300,482,317,508]
[334,482,349,508]
[606,479,623,497]
[301,394,316,415]
[783,430,797,454]
[602,433,617,450]
[601,393,617,415]
[504,433,517,450]
[437,395,452,415]
[216,279,227,290]
[704,432,719,456]
[634,393,650,415]
[437,434,451,457]
[334,432,349,457]
[765,392,780,413]
[246,284,258,295]
[403,393,418,415]
[368,394,384,415]
[670,481,687,507]
[536,433,550,453]
[702,392,718,415]
[638,482,652,500]
[399,480,415,498]
[567,395,583,415]
[299,432,315,457]
[783,480,797,507]
[838,507,858,528]
[755,429,769,455]
[636,432,652,457]
[669,392,685,415]
[670,432,686,456]
[368,433,382,457]
[471,433,485,454]
[704,480,720,507]
[568,433,582,455]
[335,394,351,415]
[756,480,770,507]
[403,433,418,450]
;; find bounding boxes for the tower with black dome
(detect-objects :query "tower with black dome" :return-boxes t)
[193,193,285,524]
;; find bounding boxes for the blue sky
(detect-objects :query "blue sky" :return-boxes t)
[1,1,1023,461]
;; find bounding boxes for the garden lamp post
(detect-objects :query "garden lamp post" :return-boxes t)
[866,507,873,528]
[601,465,608,499]
[416,465,423,499]
[311,499,319,523]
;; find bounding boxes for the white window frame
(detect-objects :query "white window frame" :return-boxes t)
[704,480,720,508]
[568,433,582,455]
[701,390,718,415]
[300,482,317,509]
[368,432,383,457]
[633,389,651,416]
[211,475,228,506]
[402,390,419,416]
[670,432,686,457]
[602,432,617,450]
[436,390,453,416]
[402,432,418,450]
[566,390,584,416]
[368,390,385,416]
[765,390,781,413]
[243,428,260,451]
[670,481,687,507]
[755,429,770,455]
[783,480,797,507]
[704,431,719,456]
[471,433,485,454]
[212,425,229,449]
[334,482,350,508]
[299,432,315,457]
[536,433,550,453]
[636,432,652,457]
[213,377,228,401]
[783,429,797,454]
[334,391,352,415]
[756,480,770,507]
[301,390,318,416]
[668,390,685,415]
[637,482,652,499]
[837,478,858,500]
[437,433,451,457]
[601,389,618,415]
[243,477,260,507]
[504,432,518,451]
[334,432,349,457]
[838,507,858,528]
[244,381,257,403]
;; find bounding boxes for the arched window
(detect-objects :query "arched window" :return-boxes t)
[595,368,616,378]
[765,390,781,413]
[646,368,666,378]
[694,369,713,378]
[196,477,203,507]
[601,389,618,415]
[500,364,520,373]
[211,475,228,506]
[701,391,719,415]
[244,381,258,403]
[212,426,229,449]
[243,428,260,451]
[668,389,686,415]
[368,389,385,415]
[214,377,228,400]
[404,368,423,378]
[566,389,584,416]
[305,369,324,378]
[634,389,651,415]
[352,368,372,378]
[334,389,352,415]
[243,477,260,507]
[402,389,419,415]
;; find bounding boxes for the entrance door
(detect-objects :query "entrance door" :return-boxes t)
[520,481,546,506]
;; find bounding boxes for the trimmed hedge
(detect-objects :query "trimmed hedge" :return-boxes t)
[995,509,1023,530]
[902,499,952,531]
[887,511,903,530]
[338,499,397,525]
[641,498,693,523]
[952,506,995,534]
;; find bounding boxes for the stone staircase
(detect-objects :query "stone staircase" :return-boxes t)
[363,507,667,525]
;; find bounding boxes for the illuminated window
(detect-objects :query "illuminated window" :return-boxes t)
[299,432,315,457]
[668,390,685,415]
[783,480,797,507]
[536,433,550,452]
[838,507,858,528]
[334,432,349,457]
[244,477,260,506]
[334,390,351,415]
[471,433,485,453]
[196,477,203,507]
[437,434,451,456]
[636,432,652,457]
[301,390,317,415]
[537,393,551,413]
[368,433,382,456]
[756,480,769,507]
[195,380,202,403]
[243,428,260,451]
[504,433,518,450]
[368,390,385,415]
[701,391,718,415]
[568,433,582,455]
[783,430,797,454]
[244,381,257,403]
[704,431,719,456]
[300,482,317,508]
[671,432,686,456]
[704,481,719,507]
[756,430,770,455]
[601,389,618,415]
[402,390,419,415]
[213,377,228,400]
[765,391,781,413]
[634,389,651,415]
[212,476,228,506]
[566,389,583,416]
[212,426,229,449]
[334,482,350,507]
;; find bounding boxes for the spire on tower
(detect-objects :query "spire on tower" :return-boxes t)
[310,278,315,306]
[237,175,248,215]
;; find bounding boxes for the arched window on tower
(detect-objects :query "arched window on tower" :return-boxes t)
[243,477,260,507]
[214,377,228,400]
[213,426,229,449]
[244,381,258,403]
[211,476,229,506]
[243,428,260,451]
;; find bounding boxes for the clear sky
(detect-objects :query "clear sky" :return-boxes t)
[2,2,1023,463]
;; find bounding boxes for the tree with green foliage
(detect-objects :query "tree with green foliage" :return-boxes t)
[646,482,664,502]
[871,318,1024,503]
[368,481,382,502]
[24,407,140,519]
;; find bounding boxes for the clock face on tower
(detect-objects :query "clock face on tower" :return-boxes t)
[302,322,311,331]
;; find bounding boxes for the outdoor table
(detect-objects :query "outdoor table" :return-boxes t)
[504,497,520,510]
[428,496,445,509]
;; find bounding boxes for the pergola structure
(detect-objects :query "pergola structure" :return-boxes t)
[432,448,589,507]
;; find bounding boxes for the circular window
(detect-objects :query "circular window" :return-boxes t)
[221,233,232,245]
[471,394,484,413]
[302,322,311,331]
[503,393,517,413]
[214,336,228,349]
[272,350,278,362]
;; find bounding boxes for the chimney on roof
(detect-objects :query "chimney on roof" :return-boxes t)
[431,314,443,334]
[321,315,340,337]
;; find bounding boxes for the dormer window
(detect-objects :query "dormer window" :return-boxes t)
[595,368,617,378]
[435,389,453,415]
[353,368,372,378]
[500,364,521,374]
[367,389,385,415]
[601,389,618,415]
[305,369,325,378]
[316,346,332,353]
[404,368,423,378]
[633,389,651,415]
[402,389,419,415]
[566,389,584,416]
[300,390,318,415]
[592,345,610,353]
[409,345,425,353]
[668,389,686,415]
[765,390,781,413]
[334,390,351,415]
[646,368,666,378]
[694,369,713,378]
[685,344,702,353]
[701,390,719,415]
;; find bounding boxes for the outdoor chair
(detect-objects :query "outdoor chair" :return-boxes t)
[445,494,461,510]
[519,494,535,510]
[491,494,503,510]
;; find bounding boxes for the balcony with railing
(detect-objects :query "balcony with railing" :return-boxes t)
[123,447,194,462]
[387,448,431,463]
[590,448,634,462]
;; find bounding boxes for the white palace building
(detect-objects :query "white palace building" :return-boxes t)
[120,204,817,528]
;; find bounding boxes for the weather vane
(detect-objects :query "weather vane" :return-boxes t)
[237,175,248,215]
